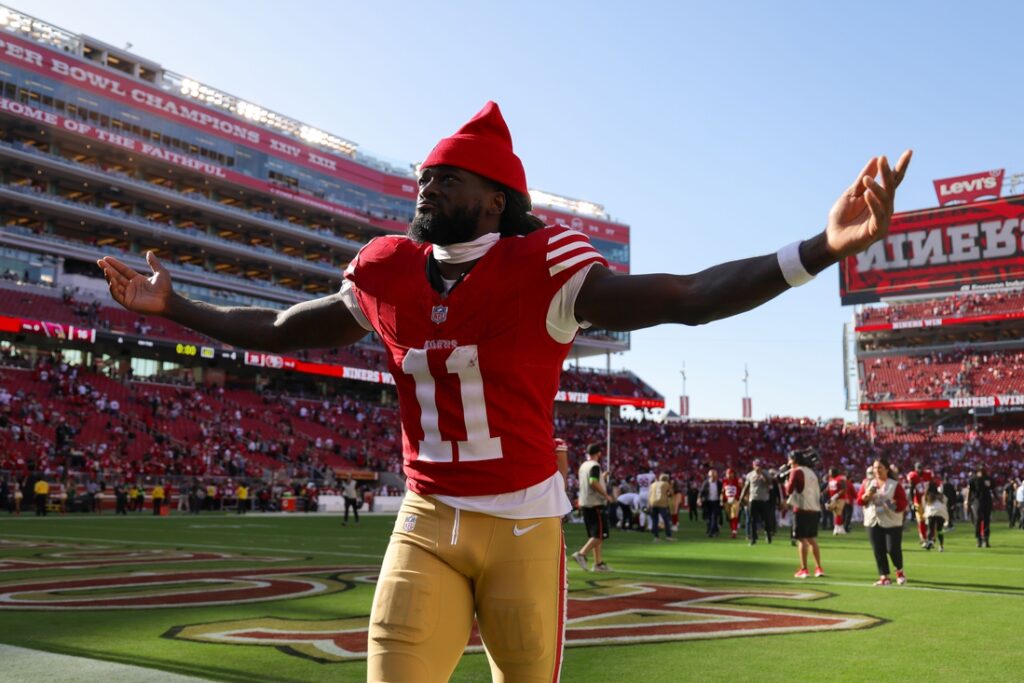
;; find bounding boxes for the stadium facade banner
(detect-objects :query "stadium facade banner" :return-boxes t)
[0,314,95,343]
[859,394,1024,412]
[932,169,1003,207]
[241,353,664,408]
[839,197,1024,304]
[531,208,629,245]
[855,309,1024,333]
[0,96,408,233]
[0,34,632,261]
[0,312,659,406]
[0,32,417,201]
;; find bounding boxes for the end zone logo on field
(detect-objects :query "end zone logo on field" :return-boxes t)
[166,580,881,663]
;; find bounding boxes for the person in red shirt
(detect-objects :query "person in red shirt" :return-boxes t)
[906,461,934,546]
[826,467,848,535]
[843,474,857,532]
[721,467,743,538]
[97,101,909,681]
[784,449,826,578]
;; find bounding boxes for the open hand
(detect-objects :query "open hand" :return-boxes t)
[826,150,912,259]
[96,251,174,315]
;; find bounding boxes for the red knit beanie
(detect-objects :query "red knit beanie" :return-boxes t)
[421,101,528,196]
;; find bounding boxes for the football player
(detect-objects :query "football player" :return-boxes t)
[98,102,910,681]
[721,467,743,538]
[906,461,935,546]
[826,466,849,535]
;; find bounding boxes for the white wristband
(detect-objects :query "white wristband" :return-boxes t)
[777,241,814,287]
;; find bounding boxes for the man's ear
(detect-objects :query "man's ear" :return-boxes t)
[487,189,506,216]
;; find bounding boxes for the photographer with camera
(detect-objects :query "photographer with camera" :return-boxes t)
[782,448,825,578]
[856,457,909,586]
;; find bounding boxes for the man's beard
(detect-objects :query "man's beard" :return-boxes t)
[407,202,483,246]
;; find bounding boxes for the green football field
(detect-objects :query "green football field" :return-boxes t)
[0,511,1021,682]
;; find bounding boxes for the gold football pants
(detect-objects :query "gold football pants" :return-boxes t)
[367,491,566,682]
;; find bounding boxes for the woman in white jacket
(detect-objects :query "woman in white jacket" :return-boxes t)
[923,481,949,552]
[856,458,910,586]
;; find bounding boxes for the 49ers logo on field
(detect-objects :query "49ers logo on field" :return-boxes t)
[0,566,378,609]
[166,579,880,662]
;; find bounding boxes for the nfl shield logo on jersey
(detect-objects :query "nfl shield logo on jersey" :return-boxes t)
[403,515,417,532]
[430,305,448,324]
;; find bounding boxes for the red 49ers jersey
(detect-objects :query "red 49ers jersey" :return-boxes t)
[828,476,848,501]
[721,476,741,502]
[345,227,607,496]
[906,470,933,505]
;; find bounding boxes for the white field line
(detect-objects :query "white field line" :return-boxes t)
[0,643,213,682]
[610,568,1024,599]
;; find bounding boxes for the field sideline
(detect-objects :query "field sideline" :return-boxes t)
[0,512,1021,682]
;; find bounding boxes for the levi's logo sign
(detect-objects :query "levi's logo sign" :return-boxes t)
[932,169,1003,206]
[939,177,999,196]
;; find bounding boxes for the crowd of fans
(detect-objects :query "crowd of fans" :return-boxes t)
[862,349,1024,401]
[2,348,1020,509]
[0,281,659,397]
[555,415,1020,511]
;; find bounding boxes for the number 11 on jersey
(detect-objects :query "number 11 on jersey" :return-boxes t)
[401,345,503,463]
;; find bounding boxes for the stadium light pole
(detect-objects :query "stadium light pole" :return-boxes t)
[605,405,612,474]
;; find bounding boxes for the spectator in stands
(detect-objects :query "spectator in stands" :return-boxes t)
[857,457,909,585]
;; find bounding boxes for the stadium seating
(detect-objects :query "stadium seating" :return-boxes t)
[858,289,1024,326]
[860,350,1024,401]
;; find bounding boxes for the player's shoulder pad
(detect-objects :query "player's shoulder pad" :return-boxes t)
[345,235,422,280]
[526,225,608,279]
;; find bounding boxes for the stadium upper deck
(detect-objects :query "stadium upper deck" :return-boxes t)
[841,186,1024,425]
[0,3,632,356]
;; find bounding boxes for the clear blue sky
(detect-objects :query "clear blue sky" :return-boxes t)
[20,1,1024,419]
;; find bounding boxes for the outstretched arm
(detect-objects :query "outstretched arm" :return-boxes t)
[97,251,369,353]
[575,152,911,330]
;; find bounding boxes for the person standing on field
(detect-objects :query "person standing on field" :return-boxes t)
[342,475,360,525]
[97,100,909,681]
[784,449,825,578]
[573,443,615,571]
[740,459,773,545]
[967,466,994,548]
[858,457,909,585]
[648,473,676,541]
